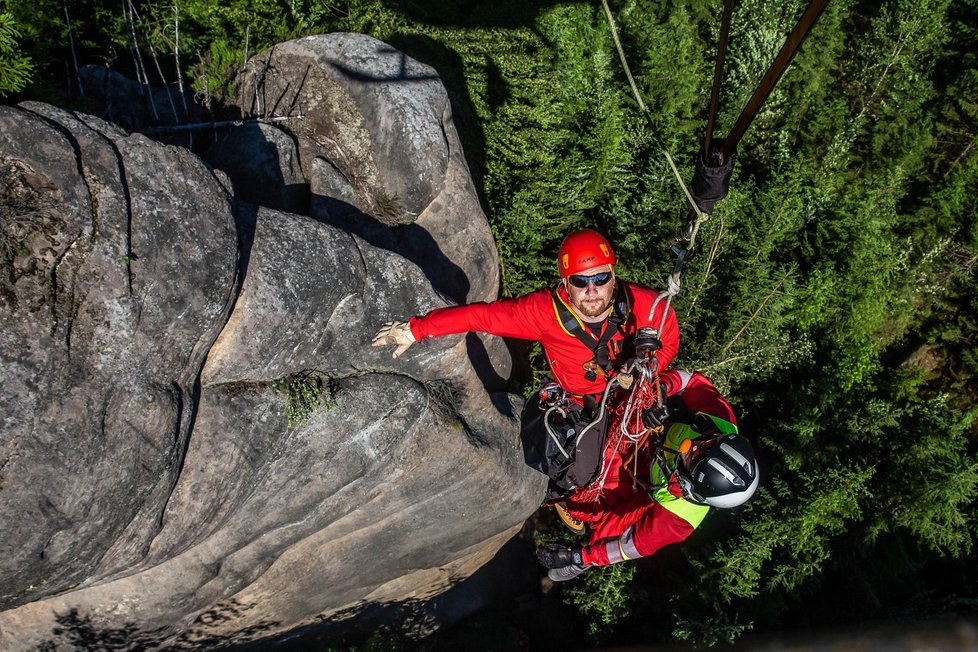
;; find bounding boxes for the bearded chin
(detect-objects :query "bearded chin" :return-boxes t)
[578,300,609,319]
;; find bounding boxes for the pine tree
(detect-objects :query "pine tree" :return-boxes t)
[0,12,32,96]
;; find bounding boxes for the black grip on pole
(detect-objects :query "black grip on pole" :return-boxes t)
[691,140,736,215]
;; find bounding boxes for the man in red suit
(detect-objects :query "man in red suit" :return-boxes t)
[536,368,759,581]
[371,229,679,396]
[372,229,684,529]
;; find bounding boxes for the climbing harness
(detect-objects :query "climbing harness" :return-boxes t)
[565,351,666,501]
[551,283,631,381]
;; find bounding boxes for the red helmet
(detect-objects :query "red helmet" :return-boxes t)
[558,230,616,277]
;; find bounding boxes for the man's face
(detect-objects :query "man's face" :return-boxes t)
[565,264,615,320]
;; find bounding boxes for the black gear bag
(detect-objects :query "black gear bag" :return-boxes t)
[520,392,608,497]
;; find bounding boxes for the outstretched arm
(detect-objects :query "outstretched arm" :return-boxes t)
[374,291,550,359]
[409,292,549,342]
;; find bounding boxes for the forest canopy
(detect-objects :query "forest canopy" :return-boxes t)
[3,0,977,645]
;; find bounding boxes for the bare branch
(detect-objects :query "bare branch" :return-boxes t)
[719,269,791,357]
[125,0,158,120]
[173,1,188,113]
[63,0,83,96]
[141,115,304,135]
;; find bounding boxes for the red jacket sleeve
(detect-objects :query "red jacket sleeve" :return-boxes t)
[408,290,551,342]
[660,369,737,425]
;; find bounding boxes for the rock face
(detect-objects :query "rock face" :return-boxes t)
[0,33,544,649]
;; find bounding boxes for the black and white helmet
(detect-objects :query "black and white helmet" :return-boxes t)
[675,433,759,508]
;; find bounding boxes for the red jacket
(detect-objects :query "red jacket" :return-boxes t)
[409,281,679,396]
[573,369,738,566]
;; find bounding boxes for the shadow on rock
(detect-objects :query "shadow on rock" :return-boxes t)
[384,32,497,212]
[310,194,471,306]
[226,534,549,651]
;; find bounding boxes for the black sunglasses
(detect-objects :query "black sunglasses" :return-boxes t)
[568,272,613,288]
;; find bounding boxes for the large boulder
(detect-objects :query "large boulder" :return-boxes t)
[226,32,497,306]
[0,33,544,650]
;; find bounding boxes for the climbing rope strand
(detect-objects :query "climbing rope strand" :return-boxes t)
[601,0,647,112]
[633,441,640,490]
[619,383,644,443]
[619,371,655,444]
[647,274,679,331]
[647,151,711,332]
[659,293,674,335]
[665,150,710,251]
[575,376,618,447]
[544,406,570,459]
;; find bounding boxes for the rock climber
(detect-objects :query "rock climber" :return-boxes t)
[372,229,680,501]
[371,228,678,394]
[535,368,759,581]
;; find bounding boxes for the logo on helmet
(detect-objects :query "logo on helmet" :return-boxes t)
[557,230,617,277]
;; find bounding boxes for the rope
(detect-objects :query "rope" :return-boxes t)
[647,272,681,333]
[665,150,710,251]
[544,406,570,459]
[644,150,713,335]
[576,376,618,447]
[601,0,647,112]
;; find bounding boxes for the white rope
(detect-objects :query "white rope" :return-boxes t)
[620,385,643,443]
[601,0,647,112]
[544,406,570,459]
[576,376,618,447]
[664,150,711,251]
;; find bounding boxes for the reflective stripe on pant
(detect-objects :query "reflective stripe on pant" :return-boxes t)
[604,524,642,563]
[580,492,697,567]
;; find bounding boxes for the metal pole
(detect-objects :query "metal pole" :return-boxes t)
[719,0,831,163]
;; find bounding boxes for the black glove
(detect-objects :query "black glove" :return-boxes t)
[642,403,669,428]
[536,543,584,569]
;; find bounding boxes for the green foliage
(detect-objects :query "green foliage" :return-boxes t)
[272,373,333,427]
[188,39,243,106]
[707,466,873,598]
[869,394,978,556]
[672,610,752,646]
[11,0,978,644]
[0,12,32,96]
[566,562,636,639]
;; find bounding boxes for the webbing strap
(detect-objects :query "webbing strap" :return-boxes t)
[550,284,630,373]
[703,0,733,162]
